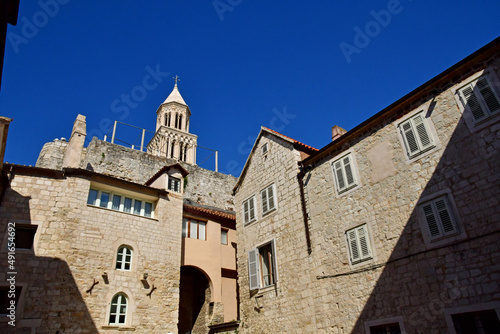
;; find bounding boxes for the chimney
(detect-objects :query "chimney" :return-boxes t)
[332,125,346,141]
[62,114,86,168]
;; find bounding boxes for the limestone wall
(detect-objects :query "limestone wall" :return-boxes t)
[0,169,183,333]
[35,139,68,169]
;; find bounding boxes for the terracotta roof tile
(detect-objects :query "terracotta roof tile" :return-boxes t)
[262,126,318,152]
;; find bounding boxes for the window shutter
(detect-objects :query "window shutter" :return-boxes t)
[461,85,486,121]
[249,198,255,221]
[422,203,441,238]
[435,198,455,234]
[401,121,419,156]
[334,161,345,191]
[182,219,188,237]
[268,186,275,211]
[343,156,355,186]
[271,239,277,283]
[262,189,268,213]
[243,201,249,224]
[357,226,371,259]
[347,229,360,262]
[477,77,500,114]
[248,249,260,290]
[413,115,433,150]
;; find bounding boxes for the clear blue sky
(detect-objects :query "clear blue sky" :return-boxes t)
[1,1,499,176]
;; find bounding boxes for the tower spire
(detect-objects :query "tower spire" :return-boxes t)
[173,75,180,87]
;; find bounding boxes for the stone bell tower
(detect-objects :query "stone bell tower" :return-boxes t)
[147,76,197,164]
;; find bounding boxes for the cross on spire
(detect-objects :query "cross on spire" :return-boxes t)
[173,75,180,87]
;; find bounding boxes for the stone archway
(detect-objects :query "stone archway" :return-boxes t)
[178,266,211,334]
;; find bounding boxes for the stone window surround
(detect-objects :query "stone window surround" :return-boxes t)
[111,239,139,274]
[1,220,43,255]
[102,288,136,330]
[242,194,257,226]
[115,246,133,271]
[394,102,441,164]
[450,67,500,133]
[0,281,28,323]
[364,316,406,334]
[342,221,376,269]
[416,188,466,249]
[330,148,362,197]
[260,182,277,216]
[248,237,280,294]
[444,301,500,334]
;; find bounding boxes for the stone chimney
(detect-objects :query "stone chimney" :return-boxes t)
[332,125,346,141]
[62,114,86,168]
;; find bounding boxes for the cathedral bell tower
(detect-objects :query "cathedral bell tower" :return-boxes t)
[147,76,198,164]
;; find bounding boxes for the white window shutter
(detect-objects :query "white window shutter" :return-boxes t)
[477,77,500,114]
[343,156,355,186]
[413,115,433,150]
[271,239,277,283]
[243,201,249,224]
[347,229,359,263]
[261,189,268,213]
[401,120,419,156]
[268,186,275,211]
[435,198,456,235]
[248,249,260,290]
[334,161,346,191]
[357,225,371,259]
[249,197,255,221]
[422,203,441,238]
[461,84,487,121]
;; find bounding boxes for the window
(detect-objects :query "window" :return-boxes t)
[87,188,154,218]
[115,246,133,271]
[248,240,277,290]
[261,184,276,215]
[452,309,500,334]
[109,293,128,325]
[168,176,181,192]
[369,323,401,334]
[182,218,206,240]
[346,225,372,264]
[0,286,22,316]
[262,143,268,154]
[243,196,256,225]
[420,195,458,241]
[221,229,228,245]
[15,225,37,250]
[458,75,500,123]
[398,112,435,159]
[332,153,358,194]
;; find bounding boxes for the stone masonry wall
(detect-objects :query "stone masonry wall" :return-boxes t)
[0,170,183,333]
[303,54,500,333]
[235,133,318,334]
[35,139,68,169]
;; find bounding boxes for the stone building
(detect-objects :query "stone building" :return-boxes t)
[233,38,500,333]
[0,85,238,333]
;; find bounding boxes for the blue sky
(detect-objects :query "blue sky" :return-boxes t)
[1,1,499,176]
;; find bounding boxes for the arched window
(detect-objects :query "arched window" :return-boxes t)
[116,246,133,271]
[179,115,183,130]
[170,142,175,158]
[109,293,128,325]
[183,145,188,161]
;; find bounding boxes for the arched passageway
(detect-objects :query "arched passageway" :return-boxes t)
[178,266,211,334]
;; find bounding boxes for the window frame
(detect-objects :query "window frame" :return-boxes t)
[182,217,207,240]
[444,302,500,334]
[115,246,133,271]
[331,151,361,196]
[221,228,228,245]
[168,176,181,193]
[397,111,436,160]
[108,293,128,326]
[242,195,257,225]
[364,316,406,334]
[457,74,500,123]
[87,188,155,218]
[248,239,278,291]
[262,143,268,155]
[345,224,373,265]
[260,183,277,216]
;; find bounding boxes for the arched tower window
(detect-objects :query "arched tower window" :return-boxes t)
[170,141,175,158]
[179,115,183,130]
[109,293,128,325]
[116,246,133,271]
[183,145,188,162]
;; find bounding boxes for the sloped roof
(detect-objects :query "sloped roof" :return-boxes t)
[163,84,187,105]
[145,163,189,186]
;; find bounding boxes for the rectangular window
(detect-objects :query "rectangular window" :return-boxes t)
[248,240,277,290]
[261,184,276,215]
[458,75,500,123]
[398,113,435,159]
[168,176,181,192]
[421,195,458,240]
[243,196,256,225]
[87,189,154,218]
[221,229,228,245]
[332,153,358,194]
[0,286,22,315]
[262,143,268,154]
[182,218,206,240]
[15,225,37,250]
[452,309,500,334]
[370,323,401,334]
[346,225,372,264]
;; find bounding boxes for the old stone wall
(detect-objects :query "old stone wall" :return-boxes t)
[35,138,68,169]
[0,169,183,333]
[303,55,500,333]
[235,133,318,334]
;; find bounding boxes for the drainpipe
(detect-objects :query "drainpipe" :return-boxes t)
[297,163,312,255]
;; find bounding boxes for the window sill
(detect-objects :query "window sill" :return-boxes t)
[336,184,360,198]
[101,326,136,331]
[87,204,158,221]
[262,207,277,217]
